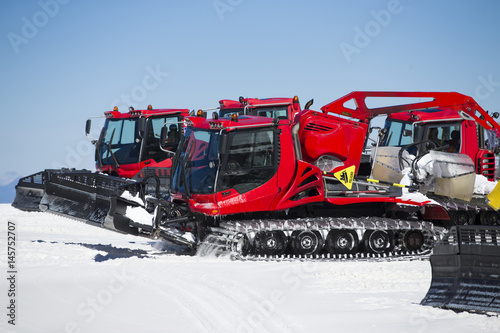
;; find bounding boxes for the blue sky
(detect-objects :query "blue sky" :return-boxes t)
[1,0,500,202]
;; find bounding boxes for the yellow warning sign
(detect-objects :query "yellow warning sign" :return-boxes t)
[334,165,356,190]
[487,181,500,210]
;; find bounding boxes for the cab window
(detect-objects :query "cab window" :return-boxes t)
[381,120,412,146]
[219,129,277,193]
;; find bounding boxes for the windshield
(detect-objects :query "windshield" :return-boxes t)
[219,108,242,118]
[423,122,461,152]
[99,118,141,165]
[254,106,288,119]
[171,128,219,195]
[380,120,413,147]
[99,116,183,166]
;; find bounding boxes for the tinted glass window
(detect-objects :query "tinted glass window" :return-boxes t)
[381,120,413,147]
[171,128,219,194]
[255,107,288,119]
[100,119,141,165]
[143,116,181,162]
[426,123,461,152]
[219,130,276,193]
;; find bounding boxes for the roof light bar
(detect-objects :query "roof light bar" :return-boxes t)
[209,121,224,129]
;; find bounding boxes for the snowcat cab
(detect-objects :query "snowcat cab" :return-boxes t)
[87,105,189,179]
[217,95,308,121]
[169,113,287,218]
[379,108,499,181]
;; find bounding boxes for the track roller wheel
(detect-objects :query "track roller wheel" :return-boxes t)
[451,210,475,225]
[290,230,323,256]
[403,229,425,252]
[325,229,359,255]
[254,230,288,256]
[479,210,500,226]
[231,233,251,256]
[363,230,394,254]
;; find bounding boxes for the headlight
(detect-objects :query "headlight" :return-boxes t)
[314,155,344,172]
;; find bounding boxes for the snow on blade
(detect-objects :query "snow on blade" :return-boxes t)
[474,174,498,195]
[125,205,154,227]
[120,190,145,205]
[414,151,475,180]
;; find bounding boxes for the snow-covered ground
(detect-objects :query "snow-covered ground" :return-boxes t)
[0,204,498,333]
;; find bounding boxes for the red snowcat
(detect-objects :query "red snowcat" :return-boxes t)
[12,105,189,223]
[110,93,476,257]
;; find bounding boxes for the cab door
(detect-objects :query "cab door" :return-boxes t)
[216,128,279,215]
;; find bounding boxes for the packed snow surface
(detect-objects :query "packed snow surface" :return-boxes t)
[1,204,498,333]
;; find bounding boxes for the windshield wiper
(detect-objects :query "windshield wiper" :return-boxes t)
[105,128,120,168]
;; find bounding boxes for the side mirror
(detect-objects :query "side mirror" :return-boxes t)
[138,118,146,137]
[403,129,412,137]
[85,119,92,136]
[160,125,168,147]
